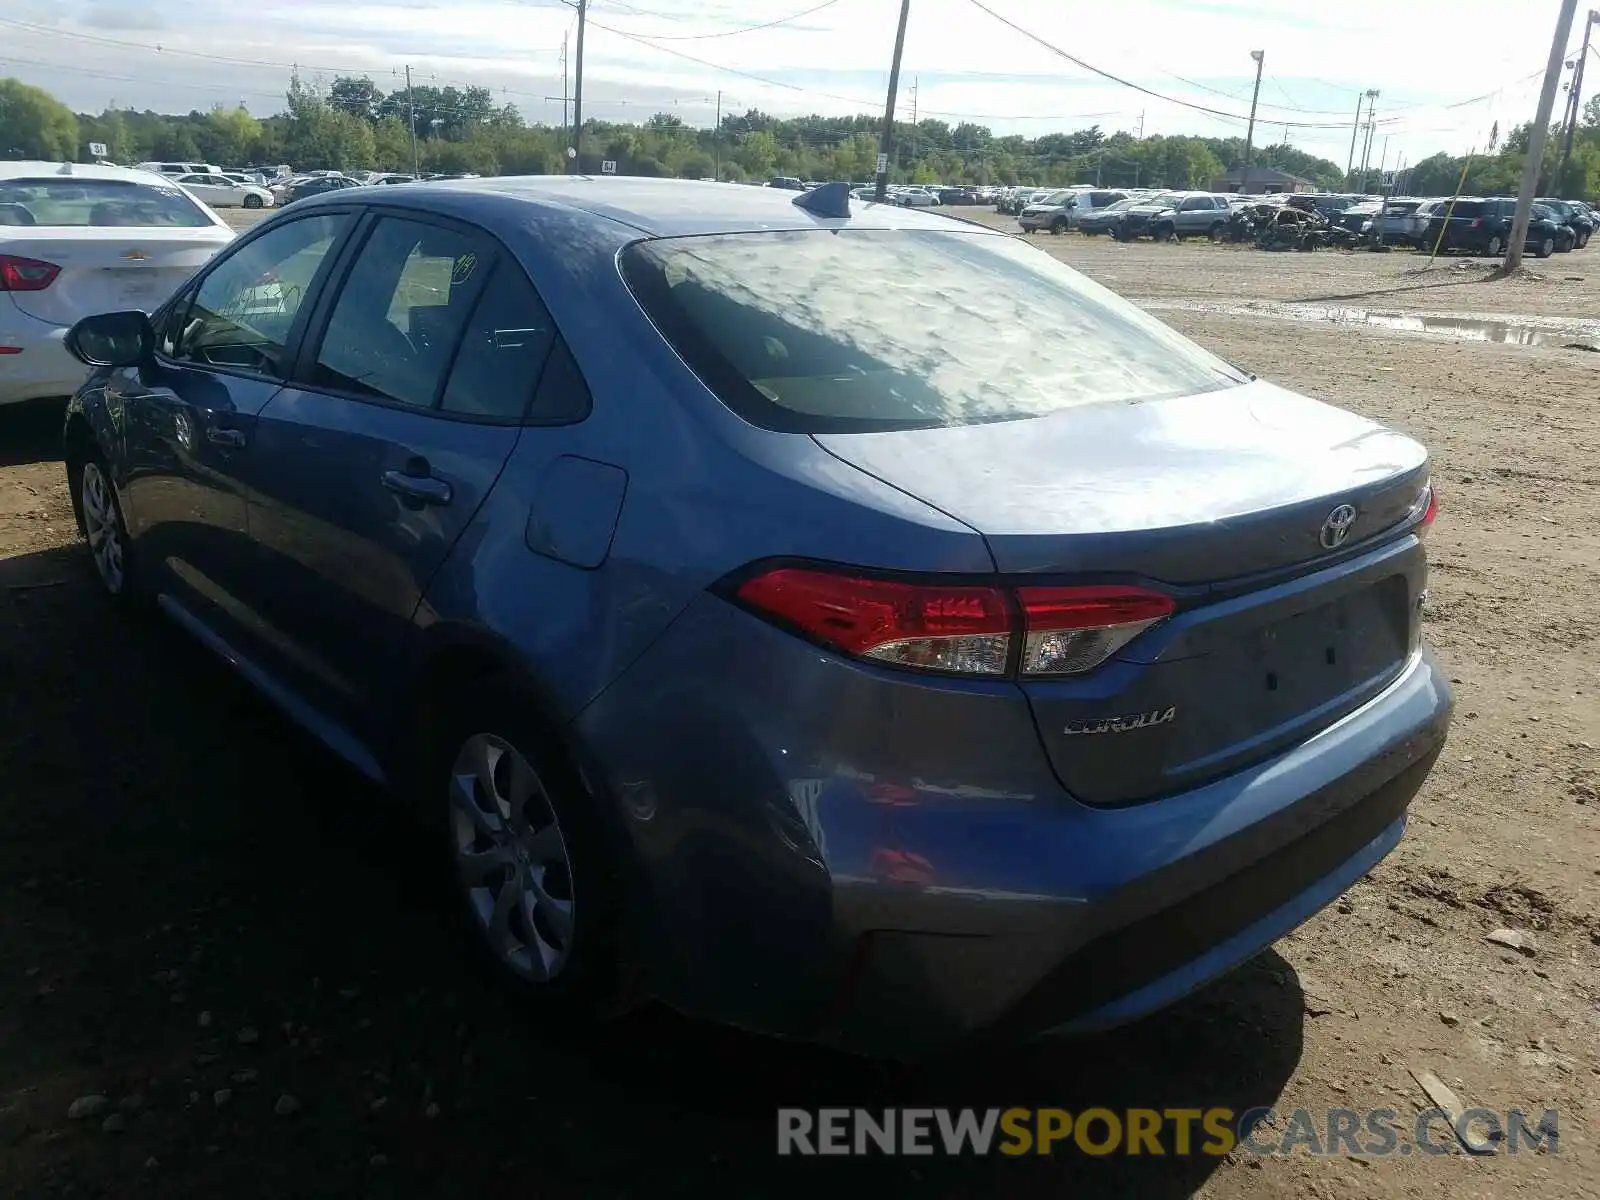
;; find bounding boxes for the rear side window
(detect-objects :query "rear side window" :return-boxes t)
[440,262,559,421]
[1451,201,1483,218]
[0,178,213,227]
[621,229,1244,434]
[310,217,492,409]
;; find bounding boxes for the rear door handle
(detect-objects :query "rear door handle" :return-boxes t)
[206,427,246,448]
[381,469,453,505]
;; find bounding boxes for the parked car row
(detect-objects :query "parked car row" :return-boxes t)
[1018,185,1598,259]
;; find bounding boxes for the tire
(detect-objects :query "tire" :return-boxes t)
[1578,231,1590,249]
[1050,217,1067,234]
[242,194,263,209]
[70,456,139,602]
[1537,236,1555,259]
[1208,222,1225,242]
[433,683,624,1018]
[1153,224,1174,243]
[1486,234,1503,257]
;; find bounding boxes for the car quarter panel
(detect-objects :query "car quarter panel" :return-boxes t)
[397,194,995,726]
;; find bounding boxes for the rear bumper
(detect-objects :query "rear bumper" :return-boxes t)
[573,596,1451,1056]
[0,302,84,405]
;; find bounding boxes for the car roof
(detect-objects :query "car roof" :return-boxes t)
[306,175,999,237]
[0,160,178,186]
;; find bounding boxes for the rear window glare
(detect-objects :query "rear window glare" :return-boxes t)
[620,229,1245,434]
[0,178,213,227]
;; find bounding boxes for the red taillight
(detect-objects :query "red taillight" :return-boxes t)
[733,567,1173,678]
[1017,585,1176,675]
[1469,217,1483,229]
[1413,480,1438,538]
[0,255,61,292]
[735,568,1012,675]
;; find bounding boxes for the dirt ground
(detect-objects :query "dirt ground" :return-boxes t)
[1,212,1597,1199]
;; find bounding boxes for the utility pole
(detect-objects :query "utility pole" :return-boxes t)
[1345,92,1364,185]
[1241,49,1265,193]
[714,89,722,181]
[560,32,569,156]
[570,0,588,173]
[405,65,419,178]
[1556,10,1599,191]
[873,0,912,203]
[1136,110,1145,138]
[1505,0,1580,272]
[1359,91,1379,186]
[910,75,918,159]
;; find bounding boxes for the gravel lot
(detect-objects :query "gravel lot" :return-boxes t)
[1,210,1597,1198]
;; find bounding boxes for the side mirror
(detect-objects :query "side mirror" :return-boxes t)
[65,310,155,369]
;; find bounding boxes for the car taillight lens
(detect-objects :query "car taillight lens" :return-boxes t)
[0,254,61,292]
[1017,586,1176,675]
[1469,217,1483,229]
[732,567,1174,678]
[735,568,1012,675]
[1410,480,1438,538]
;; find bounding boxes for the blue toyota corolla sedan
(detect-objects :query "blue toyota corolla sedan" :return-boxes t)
[61,177,1449,1055]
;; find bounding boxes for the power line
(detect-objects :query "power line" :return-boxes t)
[960,0,1395,130]
[588,0,844,40]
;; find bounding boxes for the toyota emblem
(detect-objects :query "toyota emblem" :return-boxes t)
[1319,503,1358,550]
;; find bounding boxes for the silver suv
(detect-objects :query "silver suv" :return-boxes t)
[1116,192,1233,242]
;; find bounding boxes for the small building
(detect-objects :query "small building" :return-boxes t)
[1211,166,1315,195]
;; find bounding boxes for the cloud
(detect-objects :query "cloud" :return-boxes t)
[0,0,1567,166]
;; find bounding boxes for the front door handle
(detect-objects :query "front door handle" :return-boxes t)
[206,427,246,448]
[382,469,453,506]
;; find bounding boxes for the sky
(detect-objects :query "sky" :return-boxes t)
[0,0,1586,170]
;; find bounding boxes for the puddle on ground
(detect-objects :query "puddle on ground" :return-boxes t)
[1137,299,1600,350]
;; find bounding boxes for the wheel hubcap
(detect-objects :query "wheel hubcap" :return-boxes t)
[81,462,125,593]
[449,733,575,982]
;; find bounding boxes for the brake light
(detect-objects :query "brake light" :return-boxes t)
[1469,217,1483,229]
[0,255,61,292]
[732,567,1174,678]
[735,568,1012,675]
[1411,480,1438,538]
[1017,585,1176,675]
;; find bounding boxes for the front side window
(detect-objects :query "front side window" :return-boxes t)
[622,229,1245,434]
[310,217,492,410]
[170,212,350,375]
[0,177,214,228]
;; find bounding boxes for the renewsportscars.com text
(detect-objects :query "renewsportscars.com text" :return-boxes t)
[776,1106,1559,1158]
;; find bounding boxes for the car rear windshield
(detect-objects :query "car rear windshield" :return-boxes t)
[620,229,1245,433]
[0,178,213,227]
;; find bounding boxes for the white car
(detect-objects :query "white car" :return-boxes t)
[0,162,233,407]
[173,172,275,210]
[894,187,941,208]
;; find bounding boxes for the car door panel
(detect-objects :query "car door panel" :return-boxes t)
[116,210,356,644]
[233,213,535,740]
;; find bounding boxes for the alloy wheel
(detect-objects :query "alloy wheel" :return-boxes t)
[80,461,126,595]
[448,732,576,982]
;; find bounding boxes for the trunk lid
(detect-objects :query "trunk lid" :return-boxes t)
[813,379,1429,582]
[815,379,1431,805]
[2,227,230,326]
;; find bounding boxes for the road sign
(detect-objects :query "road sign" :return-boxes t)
[88,142,108,158]
[601,160,617,175]
[876,153,889,174]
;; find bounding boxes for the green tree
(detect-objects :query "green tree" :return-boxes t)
[372,117,413,172]
[0,78,79,159]
[329,76,382,122]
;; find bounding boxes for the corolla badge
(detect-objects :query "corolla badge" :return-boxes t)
[1063,707,1177,736]
[1319,503,1358,550]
